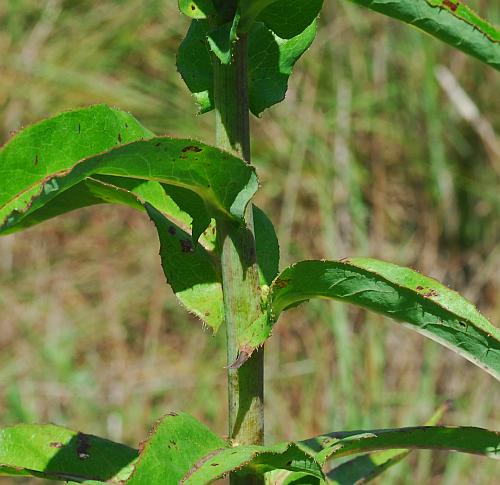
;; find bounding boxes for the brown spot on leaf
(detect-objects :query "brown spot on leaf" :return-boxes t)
[416,285,424,291]
[50,442,64,448]
[443,0,459,12]
[182,145,202,153]
[117,133,122,143]
[76,433,91,460]
[274,277,290,289]
[34,155,39,166]
[167,411,179,416]
[180,239,194,253]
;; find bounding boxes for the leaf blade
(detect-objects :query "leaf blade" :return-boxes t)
[325,401,451,484]
[349,0,500,70]
[268,258,500,380]
[176,19,317,116]
[0,107,259,235]
[0,424,137,482]
[311,426,500,463]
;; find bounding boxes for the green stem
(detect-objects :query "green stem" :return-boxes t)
[212,10,265,484]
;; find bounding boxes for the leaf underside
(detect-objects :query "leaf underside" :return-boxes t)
[349,0,500,70]
[265,258,500,380]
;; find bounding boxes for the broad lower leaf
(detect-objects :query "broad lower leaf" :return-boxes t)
[126,412,226,485]
[177,19,317,115]
[126,412,322,484]
[0,424,137,482]
[305,426,500,464]
[268,258,500,380]
[0,104,152,226]
[0,106,259,235]
[349,0,500,70]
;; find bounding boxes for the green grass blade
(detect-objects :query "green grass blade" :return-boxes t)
[0,424,137,482]
[268,258,500,380]
[348,0,500,70]
[0,105,259,235]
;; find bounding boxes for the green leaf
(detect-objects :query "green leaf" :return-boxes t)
[254,205,280,286]
[306,426,500,464]
[0,424,137,482]
[182,442,324,484]
[325,401,451,484]
[0,104,152,224]
[147,204,279,333]
[268,258,500,380]
[207,13,241,64]
[177,20,214,114]
[126,412,322,484]
[278,472,320,484]
[177,19,317,115]
[126,412,226,485]
[146,203,224,331]
[0,106,259,235]
[248,20,317,116]
[349,0,500,70]
[258,0,324,39]
[178,0,215,19]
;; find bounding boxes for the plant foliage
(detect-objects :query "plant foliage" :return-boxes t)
[0,0,499,483]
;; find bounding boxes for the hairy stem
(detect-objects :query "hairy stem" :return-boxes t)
[213,12,265,485]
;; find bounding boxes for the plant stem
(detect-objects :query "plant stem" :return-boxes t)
[213,16,265,484]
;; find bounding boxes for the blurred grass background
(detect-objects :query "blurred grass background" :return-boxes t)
[0,0,499,483]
